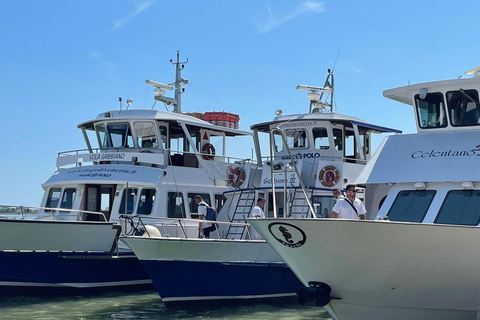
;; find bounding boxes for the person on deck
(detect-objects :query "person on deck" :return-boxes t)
[331,185,366,220]
[195,195,216,238]
[249,197,266,239]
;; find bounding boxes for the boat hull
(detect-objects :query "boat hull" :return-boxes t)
[121,237,304,304]
[0,218,121,251]
[249,218,480,320]
[0,250,152,294]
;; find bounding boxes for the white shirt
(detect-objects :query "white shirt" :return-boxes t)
[250,205,265,219]
[332,197,366,219]
[198,201,212,228]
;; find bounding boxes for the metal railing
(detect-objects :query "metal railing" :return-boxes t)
[0,204,107,222]
[121,215,254,240]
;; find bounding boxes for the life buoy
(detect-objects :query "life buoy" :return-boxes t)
[319,165,340,187]
[202,143,216,160]
[227,167,246,188]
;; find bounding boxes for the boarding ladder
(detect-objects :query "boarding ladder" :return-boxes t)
[288,157,318,217]
[225,189,256,239]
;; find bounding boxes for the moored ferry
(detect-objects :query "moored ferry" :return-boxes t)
[249,67,480,320]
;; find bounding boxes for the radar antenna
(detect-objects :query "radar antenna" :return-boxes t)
[296,69,334,113]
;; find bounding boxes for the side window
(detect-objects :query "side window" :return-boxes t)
[60,188,76,209]
[134,122,158,148]
[273,132,284,152]
[313,128,329,150]
[215,194,227,212]
[387,190,436,222]
[187,193,211,218]
[119,188,138,215]
[168,192,186,218]
[446,89,480,127]
[435,190,480,225]
[312,196,335,218]
[137,189,156,215]
[333,128,343,151]
[159,125,168,149]
[415,92,447,129]
[46,188,62,210]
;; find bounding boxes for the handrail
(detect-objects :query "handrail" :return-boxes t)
[0,204,107,222]
[122,215,252,240]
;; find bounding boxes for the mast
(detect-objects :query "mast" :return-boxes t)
[170,50,189,113]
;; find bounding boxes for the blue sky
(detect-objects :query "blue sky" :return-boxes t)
[1,0,480,205]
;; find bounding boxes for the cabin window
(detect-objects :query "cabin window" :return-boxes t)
[446,89,480,127]
[387,190,436,222]
[333,128,343,151]
[275,129,308,150]
[60,188,76,210]
[96,123,134,148]
[119,188,138,215]
[168,192,186,218]
[137,189,156,215]
[312,195,335,218]
[158,125,168,149]
[215,194,227,212]
[187,193,211,219]
[415,93,447,129]
[134,122,158,148]
[313,128,329,150]
[435,190,480,226]
[46,188,62,210]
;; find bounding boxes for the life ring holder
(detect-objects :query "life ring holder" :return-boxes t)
[228,167,246,188]
[319,165,340,187]
[202,143,216,160]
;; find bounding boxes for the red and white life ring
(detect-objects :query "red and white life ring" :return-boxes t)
[228,167,246,188]
[202,143,216,160]
[319,165,340,187]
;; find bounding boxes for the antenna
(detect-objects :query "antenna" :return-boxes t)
[146,50,188,113]
[296,69,334,113]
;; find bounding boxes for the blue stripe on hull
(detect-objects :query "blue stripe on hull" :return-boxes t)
[140,260,304,303]
[0,251,153,294]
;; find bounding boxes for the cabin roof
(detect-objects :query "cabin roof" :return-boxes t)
[251,112,401,134]
[78,109,251,137]
[383,77,480,106]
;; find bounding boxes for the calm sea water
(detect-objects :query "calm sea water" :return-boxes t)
[0,291,332,320]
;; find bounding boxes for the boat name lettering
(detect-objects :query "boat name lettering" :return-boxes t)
[279,121,317,129]
[281,152,321,160]
[67,168,138,176]
[263,176,297,185]
[411,149,476,159]
[89,153,126,161]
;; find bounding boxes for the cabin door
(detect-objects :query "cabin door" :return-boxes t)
[84,184,116,221]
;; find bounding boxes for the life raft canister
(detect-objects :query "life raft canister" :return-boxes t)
[227,167,246,188]
[202,143,216,160]
[319,165,340,187]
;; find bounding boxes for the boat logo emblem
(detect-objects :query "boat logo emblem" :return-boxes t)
[267,222,306,248]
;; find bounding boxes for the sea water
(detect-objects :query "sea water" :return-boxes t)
[0,291,332,320]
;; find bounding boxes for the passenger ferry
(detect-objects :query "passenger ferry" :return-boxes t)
[121,70,400,305]
[0,51,254,293]
[249,67,480,320]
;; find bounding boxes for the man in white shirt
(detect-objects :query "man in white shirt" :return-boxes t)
[332,185,366,220]
[249,197,266,239]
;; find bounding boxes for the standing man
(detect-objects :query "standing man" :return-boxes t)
[195,195,216,238]
[251,197,266,219]
[249,197,266,239]
[332,188,344,202]
[331,185,366,220]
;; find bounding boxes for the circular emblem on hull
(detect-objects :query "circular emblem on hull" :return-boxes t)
[268,222,306,248]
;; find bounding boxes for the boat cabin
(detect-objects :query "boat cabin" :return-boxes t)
[358,68,480,224]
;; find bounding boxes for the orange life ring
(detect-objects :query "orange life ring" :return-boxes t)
[202,143,216,160]
[228,167,246,188]
[319,165,340,187]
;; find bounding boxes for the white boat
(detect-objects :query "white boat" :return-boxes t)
[0,51,254,294]
[121,70,400,305]
[249,67,480,320]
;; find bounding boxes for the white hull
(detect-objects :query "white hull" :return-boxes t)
[121,236,282,262]
[0,219,120,251]
[249,218,480,320]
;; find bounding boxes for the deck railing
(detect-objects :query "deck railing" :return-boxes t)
[0,205,107,222]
